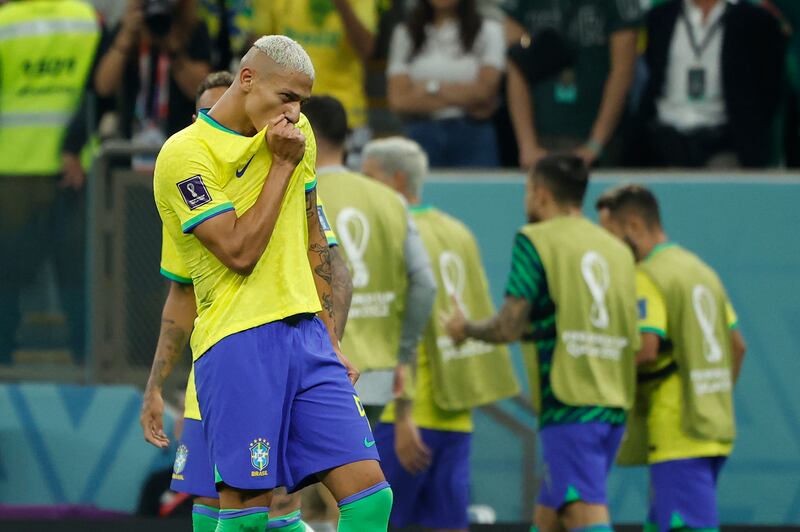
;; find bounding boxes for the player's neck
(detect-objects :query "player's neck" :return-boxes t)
[638,231,668,261]
[316,145,346,170]
[207,91,257,136]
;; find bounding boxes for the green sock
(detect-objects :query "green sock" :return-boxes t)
[337,484,393,532]
[267,510,307,531]
[193,504,219,532]
[215,507,269,532]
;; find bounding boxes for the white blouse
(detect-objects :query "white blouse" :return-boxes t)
[387,18,506,119]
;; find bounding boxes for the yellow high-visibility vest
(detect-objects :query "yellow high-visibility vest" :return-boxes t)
[0,0,100,176]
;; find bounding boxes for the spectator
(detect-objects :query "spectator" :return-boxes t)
[93,0,212,142]
[504,0,641,168]
[253,0,377,152]
[0,0,102,365]
[197,0,255,71]
[638,0,786,168]
[386,0,505,167]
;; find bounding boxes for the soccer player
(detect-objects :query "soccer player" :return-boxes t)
[443,154,640,532]
[360,137,520,531]
[140,72,350,532]
[301,96,437,428]
[152,37,391,532]
[596,184,747,532]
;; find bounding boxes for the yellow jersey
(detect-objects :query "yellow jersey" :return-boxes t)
[153,110,321,361]
[636,269,738,463]
[253,0,377,128]
[380,343,473,433]
[158,199,339,421]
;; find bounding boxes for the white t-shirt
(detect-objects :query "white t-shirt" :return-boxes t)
[387,18,506,120]
[657,0,727,132]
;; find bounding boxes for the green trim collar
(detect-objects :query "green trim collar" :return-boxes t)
[409,204,433,214]
[159,267,192,285]
[198,109,244,136]
[645,242,677,262]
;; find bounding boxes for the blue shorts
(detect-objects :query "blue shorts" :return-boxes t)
[193,315,379,492]
[538,422,625,510]
[647,456,727,531]
[374,422,470,529]
[170,418,217,498]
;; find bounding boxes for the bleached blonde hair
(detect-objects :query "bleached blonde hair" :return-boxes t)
[252,35,315,80]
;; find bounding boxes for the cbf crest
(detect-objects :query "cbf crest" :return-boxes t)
[249,438,270,477]
[173,444,188,479]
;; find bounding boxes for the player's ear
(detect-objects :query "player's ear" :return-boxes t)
[239,67,254,93]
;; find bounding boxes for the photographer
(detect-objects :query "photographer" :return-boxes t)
[94,0,212,141]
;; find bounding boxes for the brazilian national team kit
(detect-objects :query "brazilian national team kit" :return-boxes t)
[509,217,638,513]
[621,243,739,532]
[153,110,385,525]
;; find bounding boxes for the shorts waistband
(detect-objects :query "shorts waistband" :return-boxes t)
[280,313,316,325]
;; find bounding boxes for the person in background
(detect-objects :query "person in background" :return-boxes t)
[597,184,747,532]
[362,136,519,531]
[637,0,785,168]
[443,155,639,532]
[303,95,437,435]
[93,0,212,142]
[504,0,641,168]
[197,0,254,71]
[254,0,377,154]
[386,0,505,167]
[0,0,102,365]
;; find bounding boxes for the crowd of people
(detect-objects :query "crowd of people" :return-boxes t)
[0,0,762,530]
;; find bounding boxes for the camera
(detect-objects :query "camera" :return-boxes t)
[144,0,176,38]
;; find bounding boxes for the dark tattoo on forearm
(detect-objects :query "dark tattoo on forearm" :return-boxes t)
[330,247,353,338]
[310,242,333,284]
[465,298,531,344]
[148,320,189,388]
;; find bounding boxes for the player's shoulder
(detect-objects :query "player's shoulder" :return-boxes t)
[155,124,216,176]
[428,207,473,238]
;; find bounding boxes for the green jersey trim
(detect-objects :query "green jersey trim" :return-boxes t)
[409,204,434,214]
[640,326,667,338]
[160,267,192,285]
[198,110,244,136]
[305,176,318,191]
[182,202,235,233]
[644,242,677,262]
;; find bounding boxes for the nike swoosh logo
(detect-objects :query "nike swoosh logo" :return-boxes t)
[236,155,255,178]
[363,437,376,448]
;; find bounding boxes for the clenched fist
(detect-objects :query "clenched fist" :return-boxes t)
[267,116,306,167]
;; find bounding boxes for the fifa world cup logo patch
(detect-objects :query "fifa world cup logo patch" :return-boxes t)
[249,438,270,477]
[172,444,188,480]
[337,207,371,288]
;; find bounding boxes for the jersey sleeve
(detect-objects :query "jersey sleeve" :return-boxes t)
[636,270,667,338]
[504,232,546,304]
[297,116,318,192]
[153,140,235,234]
[316,194,338,247]
[160,225,192,284]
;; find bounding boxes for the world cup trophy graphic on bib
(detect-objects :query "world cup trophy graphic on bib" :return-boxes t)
[337,207,371,288]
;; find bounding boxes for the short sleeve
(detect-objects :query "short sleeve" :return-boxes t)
[725,301,738,330]
[316,194,339,247]
[387,25,412,77]
[504,232,545,303]
[160,225,192,284]
[153,140,235,234]
[297,116,318,192]
[476,19,506,71]
[607,0,644,33]
[636,270,667,338]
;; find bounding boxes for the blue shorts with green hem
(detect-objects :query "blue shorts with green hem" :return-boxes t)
[194,314,380,493]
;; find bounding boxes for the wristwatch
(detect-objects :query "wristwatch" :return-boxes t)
[425,80,441,95]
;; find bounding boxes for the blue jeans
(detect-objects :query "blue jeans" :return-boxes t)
[406,116,499,168]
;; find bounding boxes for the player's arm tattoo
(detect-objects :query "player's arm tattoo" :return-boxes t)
[465,296,531,344]
[330,246,353,339]
[306,189,336,327]
[145,283,194,391]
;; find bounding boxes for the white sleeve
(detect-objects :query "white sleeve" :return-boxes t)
[476,19,507,71]
[387,24,413,77]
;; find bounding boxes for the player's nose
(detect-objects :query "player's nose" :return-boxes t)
[284,103,301,124]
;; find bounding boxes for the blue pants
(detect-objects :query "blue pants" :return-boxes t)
[406,117,500,168]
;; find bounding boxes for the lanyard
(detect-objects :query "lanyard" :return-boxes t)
[681,8,724,61]
[135,41,170,129]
